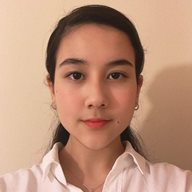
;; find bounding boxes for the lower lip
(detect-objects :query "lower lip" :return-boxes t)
[83,120,111,129]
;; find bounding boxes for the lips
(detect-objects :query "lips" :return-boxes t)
[82,119,112,129]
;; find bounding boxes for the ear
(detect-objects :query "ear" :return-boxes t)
[47,75,56,104]
[136,75,143,102]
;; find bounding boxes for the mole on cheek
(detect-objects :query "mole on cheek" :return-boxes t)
[116,120,120,124]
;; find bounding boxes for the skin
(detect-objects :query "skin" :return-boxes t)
[48,24,143,190]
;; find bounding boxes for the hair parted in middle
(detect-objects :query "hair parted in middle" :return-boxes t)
[46,4,145,156]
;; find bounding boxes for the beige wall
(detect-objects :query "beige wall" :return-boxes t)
[0,0,192,174]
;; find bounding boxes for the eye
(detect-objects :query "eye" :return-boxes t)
[108,72,126,80]
[66,72,84,80]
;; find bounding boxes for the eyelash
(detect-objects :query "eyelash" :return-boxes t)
[65,71,128,81]
[108,72,128,80]
[65,71,84,80]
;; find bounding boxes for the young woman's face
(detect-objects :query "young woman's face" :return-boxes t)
[49,24,142,150]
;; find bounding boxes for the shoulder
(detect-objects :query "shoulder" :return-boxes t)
[146,160,192,180]
[0,143,63,192]
[147,160,191,175]
[0,164,43,192]
[143,160,192,191]
[124,141,192,179]
[122,142,192,191]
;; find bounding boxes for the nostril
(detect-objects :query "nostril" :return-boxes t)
[101,103,106,107]
[88,104,93,108]
[88,103,107,109]
[85,90,108,109]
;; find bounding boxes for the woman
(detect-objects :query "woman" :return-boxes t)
[0,4,191,192]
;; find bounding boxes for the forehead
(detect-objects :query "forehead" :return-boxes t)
[64,23,130,39]
[56,24,135,66]
[60,23,133,48]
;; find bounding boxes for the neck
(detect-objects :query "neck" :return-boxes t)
[59,137,124,186]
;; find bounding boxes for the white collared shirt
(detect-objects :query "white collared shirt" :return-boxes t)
[0,142,192,192]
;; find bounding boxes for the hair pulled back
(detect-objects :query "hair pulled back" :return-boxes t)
[46,5,145,155]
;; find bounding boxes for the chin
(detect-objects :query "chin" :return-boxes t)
[81,137,120,151]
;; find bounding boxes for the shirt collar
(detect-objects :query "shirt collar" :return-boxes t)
[111,141,146,176]
[124,141,146,175]
[41,142,67,184]
[41,141,147,182]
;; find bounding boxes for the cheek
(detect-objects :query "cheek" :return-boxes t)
[114,88,137,107]
[54,87,82,116]
[55,84,79,103]
[113,88,137,125]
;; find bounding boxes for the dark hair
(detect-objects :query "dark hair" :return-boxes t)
[46,5,145,156]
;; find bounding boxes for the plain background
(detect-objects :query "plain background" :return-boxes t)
[0,0,192,174]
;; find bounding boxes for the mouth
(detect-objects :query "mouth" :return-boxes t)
[82,118,112,129]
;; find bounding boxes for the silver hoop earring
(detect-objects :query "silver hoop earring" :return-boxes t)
[134,104,139,110]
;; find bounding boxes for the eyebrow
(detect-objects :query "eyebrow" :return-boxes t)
[58,58,134,68]
[107,59,134,67]
[58,58,87,67]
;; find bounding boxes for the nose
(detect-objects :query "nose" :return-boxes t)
[85,81,109,109]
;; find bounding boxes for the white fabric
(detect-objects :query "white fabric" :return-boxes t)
[0,142,192,192]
